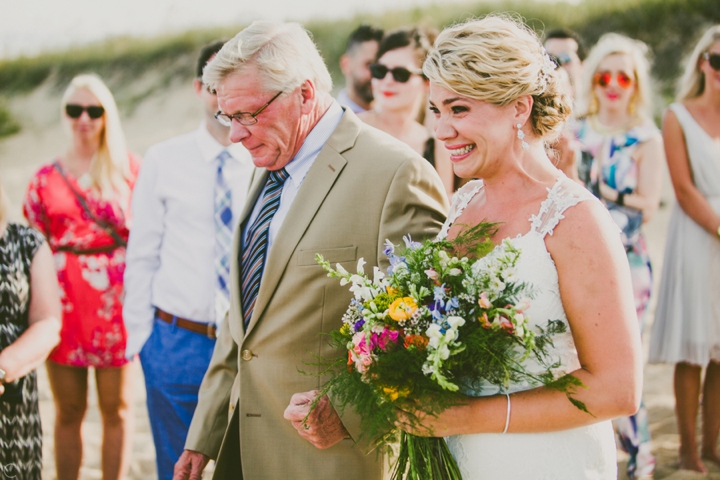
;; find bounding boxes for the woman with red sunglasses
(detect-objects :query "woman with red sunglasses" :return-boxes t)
[574,33,665,480]
[357,27,456,199]
[22,74,140,480]
[649,25,720,474]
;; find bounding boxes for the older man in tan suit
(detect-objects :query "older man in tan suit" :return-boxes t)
[173,21,448,480]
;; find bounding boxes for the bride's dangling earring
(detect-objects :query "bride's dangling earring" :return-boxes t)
[516,123,530,151]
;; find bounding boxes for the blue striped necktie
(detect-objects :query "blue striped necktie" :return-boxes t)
[214,150,233,325]
[240,168,290,328]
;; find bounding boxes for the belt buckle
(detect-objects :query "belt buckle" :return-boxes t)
[207,323,217,340]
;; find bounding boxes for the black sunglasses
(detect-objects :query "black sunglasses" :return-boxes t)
[369,63,423,83]
[703,52,720,71]
[66,104,105,119]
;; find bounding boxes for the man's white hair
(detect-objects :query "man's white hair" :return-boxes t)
[203,21,332,94]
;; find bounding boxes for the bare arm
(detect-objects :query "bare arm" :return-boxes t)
[0,242,61,384]
[599,134,664,221]
[401,199,641,436]
[663,109,720,235]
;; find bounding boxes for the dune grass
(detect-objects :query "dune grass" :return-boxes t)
[0,0,718,138]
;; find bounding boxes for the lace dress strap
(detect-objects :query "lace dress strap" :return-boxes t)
[437,180,484,240]
[529,177,594,238]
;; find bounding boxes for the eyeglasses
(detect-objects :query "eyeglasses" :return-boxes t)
[703,52,720,71]
[593,71,634,89]
[215,91,283,126]
[369,64,423,83]
[65,104,105,119]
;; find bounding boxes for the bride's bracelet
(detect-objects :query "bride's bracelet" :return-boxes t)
[503,393,511,434]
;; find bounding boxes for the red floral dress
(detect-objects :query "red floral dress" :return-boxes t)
[23,155,140,367]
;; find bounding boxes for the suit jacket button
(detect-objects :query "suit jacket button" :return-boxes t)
[241,349,253,361]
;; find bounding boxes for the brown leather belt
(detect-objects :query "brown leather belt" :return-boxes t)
[54,243,122,255]
[155,308,217,339]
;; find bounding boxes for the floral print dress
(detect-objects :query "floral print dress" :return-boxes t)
[23,156,139,367]
[575,117,658,479]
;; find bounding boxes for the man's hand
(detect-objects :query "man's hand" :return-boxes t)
[173,450,210,480]
[284,390,350,449]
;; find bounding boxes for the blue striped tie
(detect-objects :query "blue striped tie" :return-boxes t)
[214,151,233,325]
[240,168,290,328]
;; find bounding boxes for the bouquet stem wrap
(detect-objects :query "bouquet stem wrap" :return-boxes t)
[393,433,461,480]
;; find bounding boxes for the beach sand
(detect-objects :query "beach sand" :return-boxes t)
[1,79,718,479]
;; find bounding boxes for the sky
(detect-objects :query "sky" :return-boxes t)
[1,0,581,59]
[0,0,468,59]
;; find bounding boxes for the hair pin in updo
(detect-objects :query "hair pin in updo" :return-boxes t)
[537,48,557,94]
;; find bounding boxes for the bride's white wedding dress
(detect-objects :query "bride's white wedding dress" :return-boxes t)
[439,177,617,480]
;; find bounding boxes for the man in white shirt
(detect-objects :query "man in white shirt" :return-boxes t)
[123,41,253,480]
[335,24,383,114]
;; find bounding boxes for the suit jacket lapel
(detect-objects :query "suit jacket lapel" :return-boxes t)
[244,109,362,337]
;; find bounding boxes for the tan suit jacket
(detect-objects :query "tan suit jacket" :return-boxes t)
[185,108,448,479]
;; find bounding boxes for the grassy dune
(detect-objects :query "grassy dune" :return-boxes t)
[0,0,718,137]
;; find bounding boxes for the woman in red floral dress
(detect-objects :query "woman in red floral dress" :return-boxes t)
[23,74,140,480]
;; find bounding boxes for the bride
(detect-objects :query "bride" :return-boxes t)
[398,16,643,479]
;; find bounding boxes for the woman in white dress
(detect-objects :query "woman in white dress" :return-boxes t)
[649,25,720,474]
[397,15,643,479]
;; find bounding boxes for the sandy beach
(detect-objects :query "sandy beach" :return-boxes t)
[1,78,718,480]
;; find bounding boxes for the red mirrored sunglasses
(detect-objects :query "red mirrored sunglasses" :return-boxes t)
[593,71,634,89]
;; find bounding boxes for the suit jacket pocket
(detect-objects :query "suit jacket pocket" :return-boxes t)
[297,246,357,266]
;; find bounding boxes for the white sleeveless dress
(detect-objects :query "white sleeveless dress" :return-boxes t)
[649,103,720,365]
[439,176,617,480]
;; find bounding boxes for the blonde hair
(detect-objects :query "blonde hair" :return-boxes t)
[577,33,654,121]
[677,25,720,101]
[203,21,332,95]
[61,74,130,201]
[423,15,572,140]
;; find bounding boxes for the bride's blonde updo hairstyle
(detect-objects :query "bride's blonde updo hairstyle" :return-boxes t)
[423,15,572,140]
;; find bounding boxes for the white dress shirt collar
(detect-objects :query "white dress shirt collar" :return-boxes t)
[283,100,344,189]
[336,88,366,114]
[196,121,250,164]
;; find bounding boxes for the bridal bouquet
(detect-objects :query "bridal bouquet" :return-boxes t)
[311,223,587,480]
